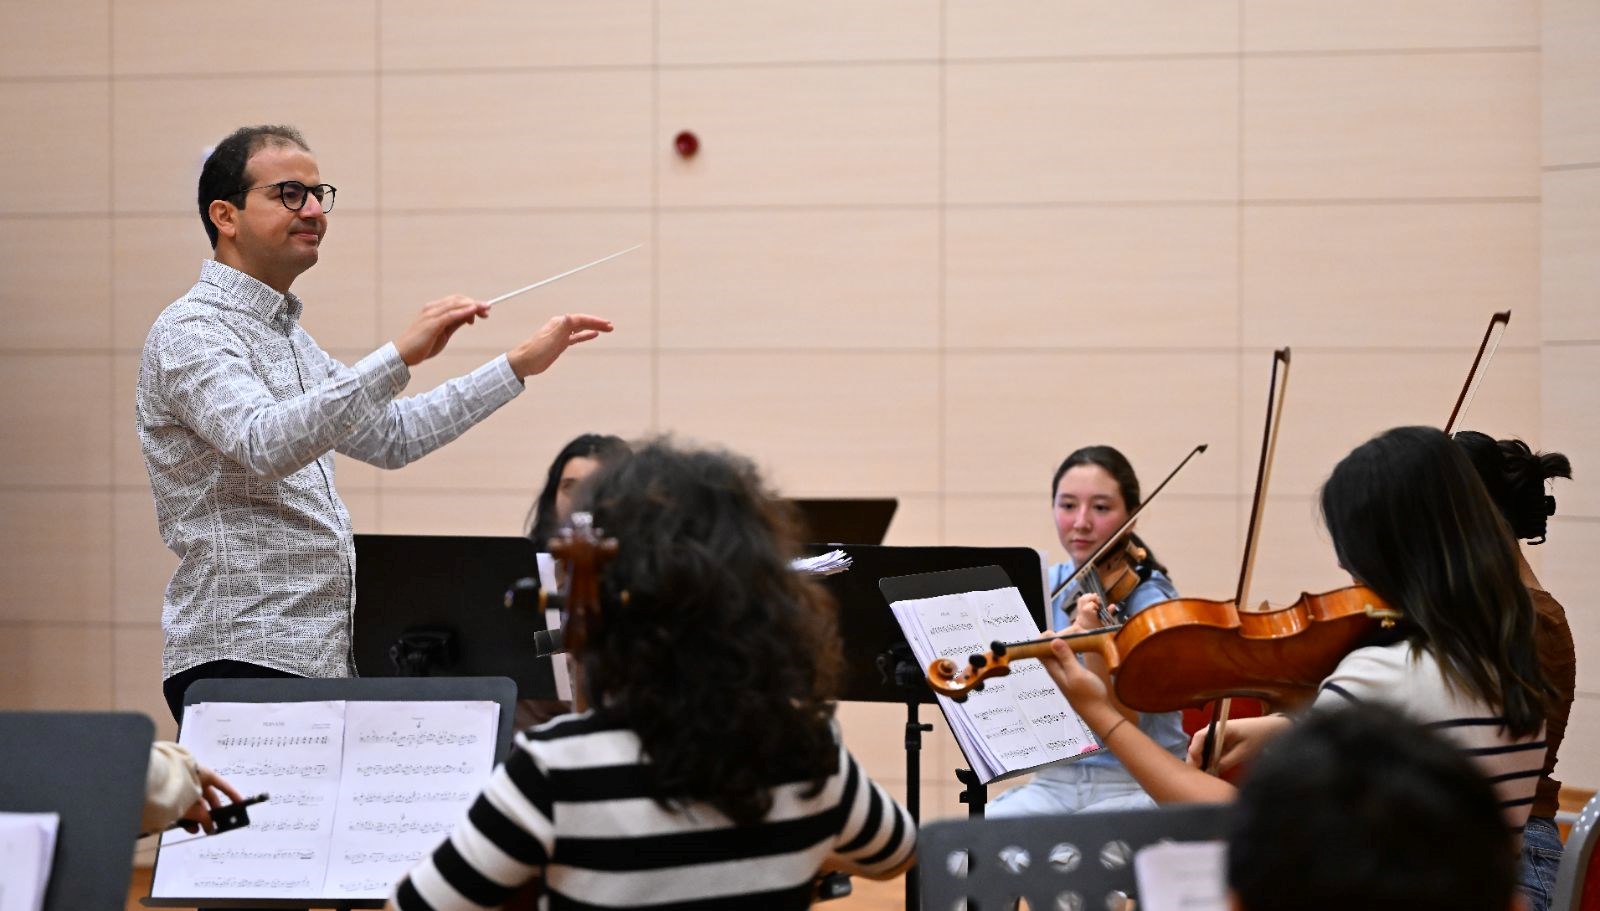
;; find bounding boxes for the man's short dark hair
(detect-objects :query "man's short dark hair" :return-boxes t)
[196,125,310,249]
[1229,703,1515,911]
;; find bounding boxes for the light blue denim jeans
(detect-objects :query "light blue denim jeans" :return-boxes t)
[985,761,1156,818]
[1517,814,1563,911]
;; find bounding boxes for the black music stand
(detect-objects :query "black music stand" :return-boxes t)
[351,534,559,701]
[143,675,517,910]
[788,497,898,544]
[0,711,153,911]
[807,545,1047,911]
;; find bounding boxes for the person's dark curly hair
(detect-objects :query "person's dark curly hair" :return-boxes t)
[573,440,843,826]
[197,125,309,249]
[1454,430,1573,545]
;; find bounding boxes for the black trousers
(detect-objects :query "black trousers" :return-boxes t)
[162,659,302,724]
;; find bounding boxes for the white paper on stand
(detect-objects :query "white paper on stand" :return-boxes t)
[1133,840,1229,911]
[0,812,60,911]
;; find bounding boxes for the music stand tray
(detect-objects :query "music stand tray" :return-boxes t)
[352,534,559,701]
[0,711,153,911]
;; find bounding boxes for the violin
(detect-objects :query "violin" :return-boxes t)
[1058,535,1152,618]
[927,584,1401,713]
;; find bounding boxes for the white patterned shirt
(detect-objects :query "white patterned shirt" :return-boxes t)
[138,260,524,680]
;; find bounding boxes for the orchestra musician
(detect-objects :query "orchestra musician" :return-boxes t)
[1455,431,1576,911]
[987,445,1188,816]
[387,441,916,910]
[139,124,613,722]
[1044,426,1553,837]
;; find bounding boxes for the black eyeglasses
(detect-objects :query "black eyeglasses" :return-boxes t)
[232,180,337,213]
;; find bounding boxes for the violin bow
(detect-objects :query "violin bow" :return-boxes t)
[1049,443,1209,621]
[1443,310,1511,435]
[1203,347,1291,773]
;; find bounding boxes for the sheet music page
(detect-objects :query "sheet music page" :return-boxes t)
[322,700,499,897]
[0,811,58,911]
[153,700,346,898]
[893,587,1099,782]
[1133,840,1228,911]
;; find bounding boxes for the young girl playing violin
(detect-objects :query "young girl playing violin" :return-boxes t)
[1046,426,1552,833]
[987,445,1189,817]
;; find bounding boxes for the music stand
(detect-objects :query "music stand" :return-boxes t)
[352,534,558,701]
[805,545,1046,911]
[788,497,898,544]
[0,711,153,911]
[142,675,517,910]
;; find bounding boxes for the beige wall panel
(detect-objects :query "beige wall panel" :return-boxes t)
[113,352,145,486]
[0,623,112,708]
[1557,694,1600,790]
[835,701,912,786]
[1239,349,1541,498]
[657,352,940,496]
[112,624,175,739]
[942,493,1241,600]
[1243,1,1537,52]
[334,450,382,494]
[111,214,378,351]
[657,209,938,350]
[379,350,653,492]
[1544,0,1600,166]
[659,0,937,64]
[1543,169,1600,342]
[381,0,651,70]
[880,494,940,547]
[379,212,653,351]
[1242,203,1538,348]
[0,491,111,624]
[113,489,173,625]
[376,490,536,537]
[1237,494,1352,609]
[381,72,650,210]
[1244,53,1539,200]
[946,60,1237,204]
[0,81,109,214]
[111,216,210,350]
[0,0,109,77]
[658,65,939,206]
[0,354,111,485]
[945,206,1238,349]
[1541,347,1600,518]
[113,2,376,75]
[113,76,376,215]
[0,216,112,349]
[1543,518,1599,694]
[946,0,1237,58]
[944,352,1239,497]
[341,488,379,535]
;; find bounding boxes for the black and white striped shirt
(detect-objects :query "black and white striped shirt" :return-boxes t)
[392,713,916,910]
[1315,642,1545,832]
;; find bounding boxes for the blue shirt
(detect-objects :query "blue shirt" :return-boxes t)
[1045,559,1189,768]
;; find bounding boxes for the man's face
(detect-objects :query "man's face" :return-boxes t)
[227,143,327,285]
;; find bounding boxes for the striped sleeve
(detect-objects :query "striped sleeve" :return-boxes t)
[828,744,916,877]
[393,740,555,911]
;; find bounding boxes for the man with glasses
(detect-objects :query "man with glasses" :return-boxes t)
[138,124,614,721]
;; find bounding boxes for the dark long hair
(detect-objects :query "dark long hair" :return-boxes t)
[575,440,842,825]
[1319,426,1548,737]
[1051,444,1167,577]
[1453,431,1572,545]
[524,433,629,546]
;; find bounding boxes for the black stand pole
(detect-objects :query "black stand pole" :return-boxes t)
[877,645,933,911]
[954,767,990,817]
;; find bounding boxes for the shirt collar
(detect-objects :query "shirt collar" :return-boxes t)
[198,259,303,328]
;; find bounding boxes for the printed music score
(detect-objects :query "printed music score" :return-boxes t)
[151,699,497,901]
[891,587,1101,783]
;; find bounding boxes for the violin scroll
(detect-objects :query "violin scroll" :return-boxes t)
[925,629,1121,702]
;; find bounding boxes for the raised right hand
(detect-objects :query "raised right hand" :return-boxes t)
[395,295,490,367]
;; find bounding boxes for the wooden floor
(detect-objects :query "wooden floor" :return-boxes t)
[125,866,910,910]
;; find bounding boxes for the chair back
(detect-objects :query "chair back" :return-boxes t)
[919,803,1229,911]
[1552,792,1600,911]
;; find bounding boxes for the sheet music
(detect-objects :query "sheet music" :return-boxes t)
[154,701,346,898]
[1133,840,1228,911]
[0,812,58,911]
[892,587,1099,783]
[323,701,498,896]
